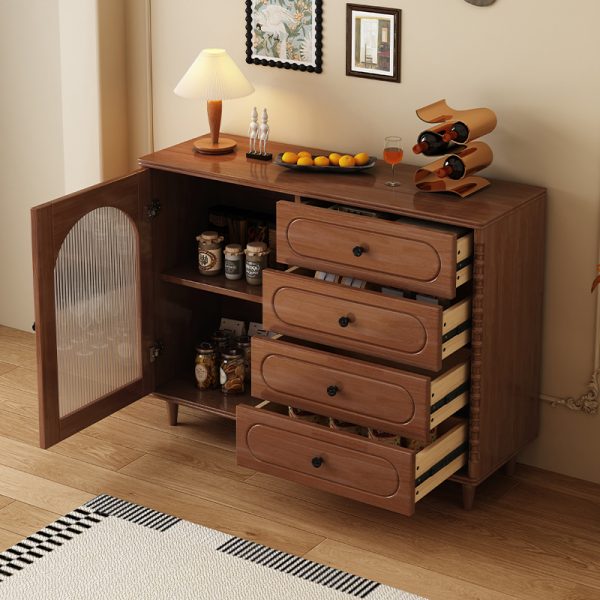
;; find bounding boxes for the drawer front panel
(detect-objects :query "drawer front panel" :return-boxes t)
[237,405,416,515]
[277,201,460,298]
[252,336,432,440]
[263,270,444,371]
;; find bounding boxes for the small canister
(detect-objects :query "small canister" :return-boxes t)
[244,241,270,286]
[224,243,244,280]
[211,329,231,363]
[236,335,252,383]
[220,348,245,394]
[195,342,217,390]
[196,231,224,276]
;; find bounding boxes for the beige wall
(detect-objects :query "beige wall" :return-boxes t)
[0,0,151,332]
[151,0,600,482]
[0,0,66,331]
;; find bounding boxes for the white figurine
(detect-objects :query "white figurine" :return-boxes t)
[259,108,270,155]
[248,107,259,154]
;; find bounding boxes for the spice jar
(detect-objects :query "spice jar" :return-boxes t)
[220,348,245,394]
[224,244,244,281]
[211,330,231,363]
[196,231,224,276]
[244,241,270,286]
[195,342,217,390]
[236,335,251,382]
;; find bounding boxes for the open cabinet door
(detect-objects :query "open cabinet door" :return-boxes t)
[32,171,154,448]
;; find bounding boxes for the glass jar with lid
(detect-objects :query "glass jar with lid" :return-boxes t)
[220,348,245,394]
[224,243,244,280]
[244,241,270,286]
[196,231,224,276]
[236,335,251,382]
[195,342,217,390]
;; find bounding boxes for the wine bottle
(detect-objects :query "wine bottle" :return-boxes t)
[412,130,450,156]
[436,156,466,180]
[442,121,469,143]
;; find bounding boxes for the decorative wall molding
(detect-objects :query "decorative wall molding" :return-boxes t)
[540,368,600,415]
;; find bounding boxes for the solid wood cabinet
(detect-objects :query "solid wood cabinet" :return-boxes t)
[31,134,546,515]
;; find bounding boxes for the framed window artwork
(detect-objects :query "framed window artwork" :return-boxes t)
[246,0,323,73]
[346,4,401,82]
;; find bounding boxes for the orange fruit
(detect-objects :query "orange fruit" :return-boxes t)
[329,152,342,166]
[314,156,330,166]
[354,152,370,166]
[281,151,299,164]
[297,151,312,158]
[297,156,314,166]
[339,155,356,168]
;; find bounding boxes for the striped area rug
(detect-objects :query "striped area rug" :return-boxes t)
[0,495,425,599]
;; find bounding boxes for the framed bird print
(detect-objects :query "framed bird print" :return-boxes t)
[246,0,323,73]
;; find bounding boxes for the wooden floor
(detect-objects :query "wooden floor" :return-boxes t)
[0,325,599,599]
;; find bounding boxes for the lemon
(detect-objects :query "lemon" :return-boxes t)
[282,151,299,164]
[297,156,314,166]
[314,156,330,167]
[297,151,312,158]
[354,152,370,166]
[339,155,356,168]
[329,152,342,166]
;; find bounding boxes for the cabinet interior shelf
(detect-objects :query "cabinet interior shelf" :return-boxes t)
[161,264,263,304]
[153,377,259,420]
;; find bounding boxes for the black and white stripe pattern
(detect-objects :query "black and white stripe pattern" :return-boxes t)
[0,508,103,582]
[85,494,180,532]
[217,537,380,598]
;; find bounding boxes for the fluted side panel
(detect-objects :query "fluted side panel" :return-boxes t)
[54,207,141,418]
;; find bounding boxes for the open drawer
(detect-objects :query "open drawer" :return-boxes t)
[277,201,473,299]
[237,403,468,516]
[252,336,469,442]
[262,268,471,372]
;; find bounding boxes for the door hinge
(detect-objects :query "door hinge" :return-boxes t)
[149,341,164,363]
[146,199,161,219]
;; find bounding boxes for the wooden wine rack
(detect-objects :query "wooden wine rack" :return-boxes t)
[414,99,497,198]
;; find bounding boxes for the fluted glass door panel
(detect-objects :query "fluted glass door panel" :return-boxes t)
[54,207,142,418]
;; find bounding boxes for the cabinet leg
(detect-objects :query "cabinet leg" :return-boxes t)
[504,457,517,476]
[167,402,179,426]
[462,483,476,510]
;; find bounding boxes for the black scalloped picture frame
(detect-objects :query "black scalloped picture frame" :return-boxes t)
[245,0,323,73]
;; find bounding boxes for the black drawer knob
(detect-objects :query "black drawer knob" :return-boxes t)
[352,245,366,257]
[338,316,350,328]
[327,385,338,397]
[311,456,324,468]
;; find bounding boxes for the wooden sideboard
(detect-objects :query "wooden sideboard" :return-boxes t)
[31,134,546,515]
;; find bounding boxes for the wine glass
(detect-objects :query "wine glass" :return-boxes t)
[383,136,403,187]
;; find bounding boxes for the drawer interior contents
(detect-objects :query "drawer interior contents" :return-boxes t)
[237,402,468,515]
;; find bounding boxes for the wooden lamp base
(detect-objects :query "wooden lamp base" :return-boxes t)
[193,137,237,154]
[193,99,237,155]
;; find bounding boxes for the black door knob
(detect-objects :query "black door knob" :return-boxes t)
[311,456,324,468]
[327,385,338,397]
[352,246,366,257]
[338,316,350,328]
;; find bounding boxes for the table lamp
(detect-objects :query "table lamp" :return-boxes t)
[174,48,254,154]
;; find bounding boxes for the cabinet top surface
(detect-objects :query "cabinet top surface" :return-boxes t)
[139,135,545,229]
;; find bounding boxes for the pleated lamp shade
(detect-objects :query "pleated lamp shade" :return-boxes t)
[174,49,254,155]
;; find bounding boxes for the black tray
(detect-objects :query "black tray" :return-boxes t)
[274,153,377,173]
